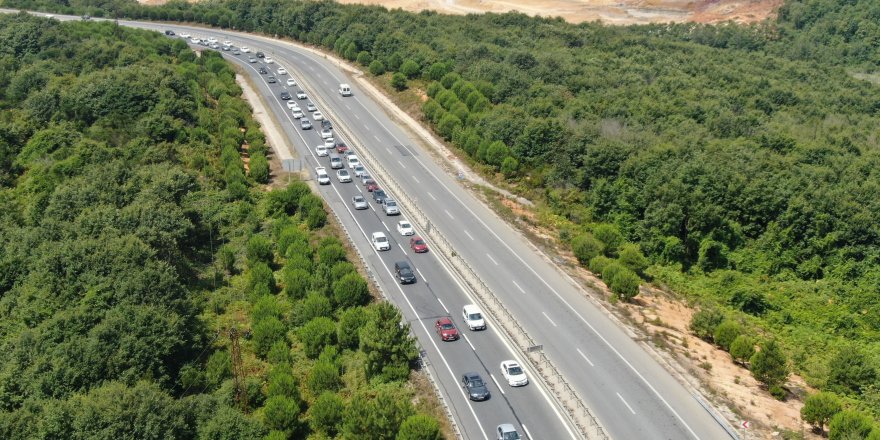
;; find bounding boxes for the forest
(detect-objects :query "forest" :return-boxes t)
[0,13,441,439]
[1,0,879,432]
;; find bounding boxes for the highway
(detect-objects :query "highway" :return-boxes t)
[26,11,738,440]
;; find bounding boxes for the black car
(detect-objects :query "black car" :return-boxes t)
[256,51,265,58]
[372,189,387,204]
[267,76,277,84]
[394,261,416,284]
[461,373,490,401]
[280,91,291,100]
[164,30,175,36]
[321,120,332,130]
[258,67,268,74]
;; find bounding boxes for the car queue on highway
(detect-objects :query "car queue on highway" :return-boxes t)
[170,31,551,440]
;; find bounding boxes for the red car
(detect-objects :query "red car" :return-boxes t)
[335,142,349,154]
[410,236,428,253]
[435,317,459,341]
[366,182,379,192]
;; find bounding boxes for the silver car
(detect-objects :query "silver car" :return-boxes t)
[352,195,368,210]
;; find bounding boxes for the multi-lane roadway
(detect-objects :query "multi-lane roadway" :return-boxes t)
[21,11,739,440]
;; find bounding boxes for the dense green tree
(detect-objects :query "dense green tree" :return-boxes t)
[308,392,344,436]
[337,306,369,350]
[829,410,874,440]
[689,308,726,342]
[198,406,267,440]
[391,72,408,91]
[299,317,337,359]
[618,243,649,276]
[369,60,386,76]
[306,361,341,395]
[728,335,755,364]
[263,395,301,434]
[713,320,743,352]
[801,391,842,432]
[359,303,417,382]
[827,346,878,395]
[397,414,442,440]
[750,340,788,389]
[253,317,286,358]
[333,272,371,308]
[399,59,420,78]
[571,233,603,265]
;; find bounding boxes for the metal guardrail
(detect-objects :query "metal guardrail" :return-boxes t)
[288,64,609,439]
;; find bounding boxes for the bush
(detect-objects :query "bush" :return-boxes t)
[618,243,649,276]
[309,392,344,436]
[750,339,788,389]
[249,153,269,184]
[307,361,341,395]
[689,307,725,341]
[267,367,300,400]
[282,267,311,300]
[397,414,442,440]
[801,391,842,431]
[333,272,371,308]
[571,233,603,265]
[729,335,755,364]
[827,345,878,395]
[293,293,332,326]
[299,317,337,359]
[588,255,614,275]
[368,60,386,76]
[356,51,372,66]
[399,59,420,78]
[829,410,874,440]
[608,267,641,301]
[713,320,742,352]
[247,262,276,299]
[253,317,286,358]
[500,156,519,177]
[337,307,369,349]
[263,395,301,434]
[391,72,408,91]
[246,235,273,266]
[592,224,623,256]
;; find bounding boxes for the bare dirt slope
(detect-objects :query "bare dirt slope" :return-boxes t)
[336,0,783,24]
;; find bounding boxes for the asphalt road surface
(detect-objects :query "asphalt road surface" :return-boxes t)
[19,11,739,440]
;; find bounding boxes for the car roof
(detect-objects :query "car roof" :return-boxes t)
[463,304,481,313]
[395,261,411,268]
[498,423,517,431]
[464,372,481,380]
[372,232,385,238]
[437,317,453,324]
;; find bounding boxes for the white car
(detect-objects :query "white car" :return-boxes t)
[315,145,329,157]
[320,129,333,139]
[323,138,335,148]
[312,111,324,121]
[223,40,232,46]
[315,166,330,185]
[286,78,297,86]
[265,57,274,64]
[240,46,251,53]
[180,32,191,39]
[352,195,368,210]
[292,110,304,119]
[371,232,390,251]
[462,304,486,330]
[207,37,218,44]
[347,155,360,169]
[286,100,299,110]
[277,67,287,75]
[306,103,317,112]
[336,169,352,183]
[353,165,367,178]
[296,91,307,100]
[190,38,202,44]
[500,360,529,387]
[397,220,414,236]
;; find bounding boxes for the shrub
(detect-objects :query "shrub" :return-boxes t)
[801,391,842,432]
[729,335,755,364]
[689,307,725,341]
[253,317,286,358]
[618,243,649,276]
[588,255,614,275]
[263,395,301,434]
[309,392,344,436]
[713,320,742,352]
[399,59,420,78]
[337,307,369,349]
[750,339,788,389]
[828,410,874,440]
[391,72,407,91]
[246,235,273,266]
[827,345,878,395]
[368,60,385,76]
[282,267,311,300]
[397,414,442,440]
[608,267,641,301]
[293,293,332,326]
[249,153,269,183]
[299,317,337,359]
[333,272,371,308]
[571,233,603,265]
[356,51,372,66]
[592,224,623,256]
[307,361,341,395]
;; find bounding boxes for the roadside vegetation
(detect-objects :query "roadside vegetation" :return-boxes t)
[3,0,878,434]
[0,14,441,439]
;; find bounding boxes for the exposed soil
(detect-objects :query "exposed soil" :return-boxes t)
[336,0,784,24]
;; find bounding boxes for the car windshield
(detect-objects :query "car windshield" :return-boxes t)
[377,237,387,243]
[387,201,396,207]
[354,197,364,202]
[413,239,425,245]
[469,313,482,320]
[440,323,454,330]
[401,223,410,228]
[470,378,484,387]
[501,431,520,440]
[508,365,523,375]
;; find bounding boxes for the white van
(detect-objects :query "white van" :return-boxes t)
[462,305,486,330]
[339,83,352,97]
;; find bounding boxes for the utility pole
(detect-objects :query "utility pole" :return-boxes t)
[229,327,248,413]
